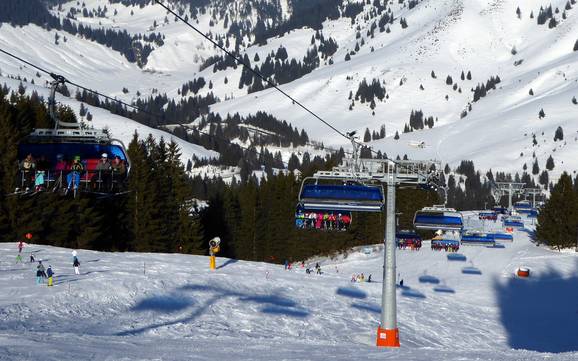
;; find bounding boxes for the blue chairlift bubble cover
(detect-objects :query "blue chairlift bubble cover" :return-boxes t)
[300,184,383,201]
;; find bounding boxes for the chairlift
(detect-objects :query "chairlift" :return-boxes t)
[493,206,508,215]
[503,215,524,228]
[478,211,497,221]
[14,75,130,198]
[413,206,463,231]
[298,177,385,213]
[431,231,460,251]
[396,230,422,250]
[489,232,513,242]
[460,231,495,247]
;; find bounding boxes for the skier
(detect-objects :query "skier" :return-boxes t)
[367,274,372,283]
[36,261,45,284]
[399,279,404,287]
[73,257,80,275]
[29,253,35,263]
[46,265,54,287]
[16,254,23,264]
[18,241,24,253]
[284,259,288,270]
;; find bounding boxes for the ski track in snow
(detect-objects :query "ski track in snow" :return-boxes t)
[0,212,577,360]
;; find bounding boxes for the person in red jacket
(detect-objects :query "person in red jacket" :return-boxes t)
[341,214,351,230]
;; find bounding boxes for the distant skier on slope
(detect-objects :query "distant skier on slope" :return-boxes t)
[36,261,46,284]
[46,265,54,287]
[73,257,80,275]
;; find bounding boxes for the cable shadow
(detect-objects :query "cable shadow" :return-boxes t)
[493,262,578,353]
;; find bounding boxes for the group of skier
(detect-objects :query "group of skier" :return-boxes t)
[17,152,127,193]
[397,239,422,251]
[14,241,81,287]
[351,273,372,283]
[295,211,351,231]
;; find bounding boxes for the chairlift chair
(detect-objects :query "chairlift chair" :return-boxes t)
[460,231,495,246]
[503,215,524,228]
[298,176,385,213]
[413,206,463,231]
[295,176,384,231]
[15,75,130,197]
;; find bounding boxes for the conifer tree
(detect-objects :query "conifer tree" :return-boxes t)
[546,155,555,170]
[554,126,564,141]
[537,173,578,249]
[532,159,540,175]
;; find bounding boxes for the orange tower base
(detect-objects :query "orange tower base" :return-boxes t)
[376,326,400,347]
[209,256,216,270]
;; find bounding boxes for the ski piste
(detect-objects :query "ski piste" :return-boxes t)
[0,211,577,360]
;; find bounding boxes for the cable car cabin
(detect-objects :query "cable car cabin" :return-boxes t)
[479,211,498,221]
[503,216,524,228]
[489,232,514,242]
[295,208,352,231]
[460,231,495,246]
[298,177,384,213]
[413,207,463,231]
[396,230,422,250]
[16,128,130,195]
[527,208,539,218]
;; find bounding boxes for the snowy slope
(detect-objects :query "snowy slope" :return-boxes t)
[1,213,577,360]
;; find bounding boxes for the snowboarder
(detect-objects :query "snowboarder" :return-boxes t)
[46,265,54,287]
[368,274,372,283]
[399,279,404,287]
[73,257,80,275]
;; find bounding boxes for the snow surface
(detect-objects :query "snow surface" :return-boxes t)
[1,213,577,360]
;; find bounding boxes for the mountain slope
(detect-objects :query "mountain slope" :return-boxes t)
[0,0,577,179]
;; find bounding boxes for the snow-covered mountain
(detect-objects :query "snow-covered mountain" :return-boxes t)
[1,212,577,360]
[1,0,577,181]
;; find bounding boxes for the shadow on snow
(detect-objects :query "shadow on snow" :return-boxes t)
[116,283,310,336]
[493,261,578,353]
[336,286,367,299]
